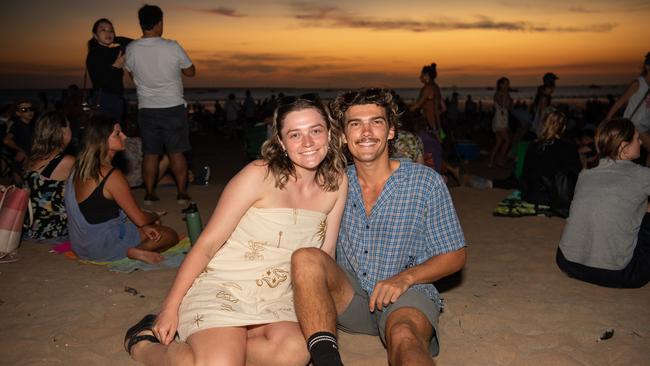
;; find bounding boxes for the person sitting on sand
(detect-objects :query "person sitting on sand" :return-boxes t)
[391,115,424,164]
[22,112,76,242]
[520,110,581,217]
[291,88,466,366]
[3,99,35,182]
[124,95,348,365]
[64,114,179,264]
[557,118,650,288]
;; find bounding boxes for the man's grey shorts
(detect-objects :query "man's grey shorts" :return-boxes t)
[138,104,191,154]
[337,268,441,356]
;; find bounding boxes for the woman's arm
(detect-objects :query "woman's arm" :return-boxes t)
[409,86,429,112]
[51,155,75,181]
[606,80,640,120]
[154,162,267,344]
[320,176,348,258]
[104,169,154,227]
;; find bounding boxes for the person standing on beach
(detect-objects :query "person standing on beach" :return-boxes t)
[531,72,558,136]
[410,63,445,136]
[291,88,466,366]
[605,52,650,165]
[489,77,513,167]
[125,4,195,205]
[85,18,132,125]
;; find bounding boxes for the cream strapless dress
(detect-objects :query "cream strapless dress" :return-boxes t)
[177,207,327,340]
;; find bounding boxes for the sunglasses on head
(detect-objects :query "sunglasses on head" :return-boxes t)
[19,106,34,113]
[277,93,320,107]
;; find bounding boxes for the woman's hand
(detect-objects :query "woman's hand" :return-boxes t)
[112,50,125,69]
[143,209,167,225]
[142,225,161,242]
[153,307,179,345]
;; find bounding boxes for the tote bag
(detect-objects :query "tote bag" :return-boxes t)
[0,185,30,258]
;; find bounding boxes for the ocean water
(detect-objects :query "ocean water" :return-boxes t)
[0,85,627,110]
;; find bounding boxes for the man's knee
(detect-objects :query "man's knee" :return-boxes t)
[291,247,327,274]
[385,309,432,351]
[386,320,428,349]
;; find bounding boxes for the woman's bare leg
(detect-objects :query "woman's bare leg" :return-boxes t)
[496,129,511,165]
[489,131,503,167]
[246,321,310,366]
[130,327,247,366]
[128,225,180,264]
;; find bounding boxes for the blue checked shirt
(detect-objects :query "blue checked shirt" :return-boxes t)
[336,160,466,301]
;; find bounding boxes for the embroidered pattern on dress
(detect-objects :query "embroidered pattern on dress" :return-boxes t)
[216,290,239,303]
[193,314,204,328]
[221,282,242,290]
[255,267,289,288]
[244,240,266,261]
[316,219,327,244]
[219,304,234,311]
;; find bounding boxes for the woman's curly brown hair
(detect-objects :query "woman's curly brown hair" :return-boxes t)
[260,97,346,191]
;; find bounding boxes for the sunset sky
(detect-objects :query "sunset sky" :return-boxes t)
[0,0,648,89]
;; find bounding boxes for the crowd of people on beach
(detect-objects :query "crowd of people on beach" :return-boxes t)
[1,3,649,365]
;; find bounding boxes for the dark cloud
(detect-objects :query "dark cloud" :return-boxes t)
[289,3,617,33]
[205,7,246,17]
[190,6,246,17]
[567,6,598,13]
[500,1,650,14]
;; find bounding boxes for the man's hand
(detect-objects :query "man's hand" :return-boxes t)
[369,273,413,312]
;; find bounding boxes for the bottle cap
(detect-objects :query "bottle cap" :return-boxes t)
[182,202,198,214]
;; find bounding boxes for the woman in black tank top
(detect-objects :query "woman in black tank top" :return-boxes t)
[68,114,179,264]
[23,111,76,241]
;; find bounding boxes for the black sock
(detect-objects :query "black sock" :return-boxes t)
[307,331,343,366]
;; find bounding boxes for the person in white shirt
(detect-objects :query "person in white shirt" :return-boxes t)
[125,4,195,205]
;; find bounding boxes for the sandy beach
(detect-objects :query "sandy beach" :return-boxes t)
[1,136,649,366]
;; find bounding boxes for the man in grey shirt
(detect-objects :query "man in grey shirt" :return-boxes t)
[125,4,195,205]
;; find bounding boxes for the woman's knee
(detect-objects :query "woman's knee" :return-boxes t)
[270,332,310,366]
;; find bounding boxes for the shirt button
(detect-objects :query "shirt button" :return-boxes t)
[364,250,368,254]
[365,225,369,229]
[362,272,367,276]
[353,204,357,208]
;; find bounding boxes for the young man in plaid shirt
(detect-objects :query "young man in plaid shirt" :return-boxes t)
[291,88,467,366]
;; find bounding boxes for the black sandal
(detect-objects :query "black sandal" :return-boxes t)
[124,314,160,355]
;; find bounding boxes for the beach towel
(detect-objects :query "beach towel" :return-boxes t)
[51,237,191,273]
[492,190,551,218]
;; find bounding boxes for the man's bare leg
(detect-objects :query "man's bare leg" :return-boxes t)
[143,154,160,199]
[385,307,435,366]
[291,247,355,365]
[168,152,188,196]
